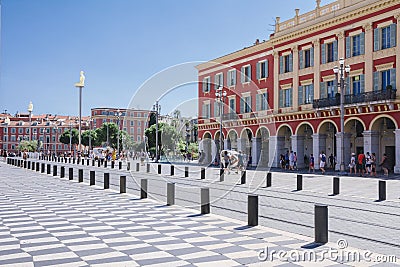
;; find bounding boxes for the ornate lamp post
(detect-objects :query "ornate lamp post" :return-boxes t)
[74,71,85,155]
[215,86,227,169]
[88,117,93,156]
[153,101,161,162]
[27,101,33,141]
[53,124,58,157]
[69,121,73,156]
[106,110,110,146]
[333,58,350,174]
[4,117,10,153]
[117,109,122,158]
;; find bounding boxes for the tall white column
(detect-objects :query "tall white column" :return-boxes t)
[363,22,373,92]
[292,46,299,110]
[224,139,229,150]
[313,39,321,99]
[335,132,351,171]
[269,136,285,167]
[251,137,261,167]
[312,134,327,169]
[363,130,380,157]
[394,129,400,174]
[291,135,305,168]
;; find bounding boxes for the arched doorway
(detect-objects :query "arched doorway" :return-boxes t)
[345,119,365,155]
[370,116,396,173]
[316,121,337,169]
[227,130,238,151]
[294,123,314,169]
[255,127,270,167]
[239,128,253,166]
[276,125,292,167]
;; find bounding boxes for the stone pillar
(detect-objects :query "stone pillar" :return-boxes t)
[224,139,229,151]
[237,138,243,153]
[363,130,380,158]
[363,22,373,92]
[291,135,305,168]
[394,129,400,174]
[273,51,280,113]
[312,134,327,170]
[269,136,285,167]
[313,39,321,100]
[335,133,351,171]
[336,31,345,60]
[251,137,261,167]
[292,46,299,110]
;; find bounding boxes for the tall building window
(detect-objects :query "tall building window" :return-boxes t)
[374,24,397,51]
[256,92,268,111]
[279,54,293,73]
[18,128,23,134]
[346,33,365,58]
[240,65,251,83]
[256,60,268,79]
[352,75,363,95]
[298,85,314,105]
[227,69,236,86]
[214,100,221,117]
[202,77,211,92]
[321,40,338,64]
[373,69,396,91]
[299,47,314,69]
[279,88,293,108]
[228,97,236,113]
[240,96,252,113]
[137,128,141,134]
[137,136,141,142]
[202,103,211,118]
[214,73,223,89]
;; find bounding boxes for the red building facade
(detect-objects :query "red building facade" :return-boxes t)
[197,0,400,173]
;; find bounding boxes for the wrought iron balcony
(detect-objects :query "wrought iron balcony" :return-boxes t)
[313,88,397,109]
[222,113,240,120]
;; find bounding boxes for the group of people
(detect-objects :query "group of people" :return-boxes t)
[221,150,247,174]
[279,151,299,171]
[349,151,390,177]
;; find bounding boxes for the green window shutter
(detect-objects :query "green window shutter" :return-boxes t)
[208,104,211,118]
[345,77,351,95]
[298,86,303,105]
[256,62,260,80]
[320,82,327,99]
[220,73,224,87]
[288,53,293,72]
[279,90,284,108]
[360,32,365,55]
[214,75,218,90]
[374,28,380,51]
[390,23,397,48]
[321,44,326,64]
[256,94,261,111]
[233,70,236,85]
[373,71,379,91]
[241,67,245,83]
[299,50,303,69]
[214,101,218,117]
[390,68,396,89]
[240,98,244,113]
[345,36,351,58]
[360,74,365,93]
[289,88,293,107]
[265,60,269,77]
[333,40,338,61]
[248,66,252,81]
[310,47,314,67]
[310,84,314,102]
[247,96,252,112]
[279,56,283,74]
[202,104,205,118]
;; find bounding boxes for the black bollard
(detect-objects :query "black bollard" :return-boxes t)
[201,187,210,214]
[170,165,175,176]
[297,174,303,191]
[104,173,110,189]
[127,162,131,171]
[31,161,35,171]
[201,168,205,179]
[36,162,39,172]
[87,159,89,166]
[141,179,148,199]
[248,194,258,226]
[69,168,73,180]
[53,165,57,176]
[266,172,272,187]
[104,160,107,168]
[146,163,150,173]
[69,158,71,164]
[24,161,27,169]
[78,169,83,183]
[314,204,328,243]
[90,171,95,186]
[185,166,189,177]
[73,158,76,164]
[167,183,175,206]
[41,163,45,173]
[92,159,95,166]
[219,168,224,182]
[119,161,122,170]
[111,161,115,169]
[136,163,140,172]
[120,176,126,193]
[82,158,85,166]
[60,166,65,178]
[333,177,340,195]
[47,164,51,175]
[27,161,31,169]
[98,160,101,167]
[158,164,161,174]
[240,171,246,184]
[379,180,386,201]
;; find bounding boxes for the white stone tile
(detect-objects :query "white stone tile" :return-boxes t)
[129,251,173,261]
[81,251,127,261]
[33,251,79,262]
[178,250,219,260]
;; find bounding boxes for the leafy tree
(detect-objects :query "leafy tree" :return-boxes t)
[145,122,181,158]
[81,130,97,147]
[17,140,38,152]
[59,129,79,145]
[94,122,128,151]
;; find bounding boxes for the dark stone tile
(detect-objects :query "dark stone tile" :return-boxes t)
[167,246,205,256]
[86,256,134,265]
[136,256,180,266]
[121,245,160,255]
[188,255,230,263]
[75,247,115,257]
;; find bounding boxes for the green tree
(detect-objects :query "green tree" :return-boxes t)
[94,122,128,151]
[17,140,38,152]
[145,122,181,158]
[59,129,79,146]
[81,130,97,147]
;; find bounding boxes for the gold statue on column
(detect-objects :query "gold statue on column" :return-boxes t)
[75,71,85,87]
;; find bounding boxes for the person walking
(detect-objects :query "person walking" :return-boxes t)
[370,152,377,177]
[293,152,298,170]
[365,152,372,175]
[329,154,334,169]
[379,153,389,176]
[289,151,294,170]
[349,153,356,175]
[319,151,326,174]
[357,151,365,176]
[309,153,315,173]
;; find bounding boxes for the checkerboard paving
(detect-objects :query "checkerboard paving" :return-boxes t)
[0,164,397,266]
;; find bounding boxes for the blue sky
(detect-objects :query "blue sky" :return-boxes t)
[0,0,334,118]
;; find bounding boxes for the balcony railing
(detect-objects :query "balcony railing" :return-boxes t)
[222,113,240,121]
[312,88,397,109]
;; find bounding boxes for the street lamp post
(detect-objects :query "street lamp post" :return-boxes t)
[117,109,122,159]
[27,101,33,141]
[333,58,350,174]
[153,101,161,163]
[53,124,58,157]
[4,117,10,154]
[69,121,73,156]
[74,71,85,156]
[106,110,110,146]
[215,86,227,170]
[88,117,92,156]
